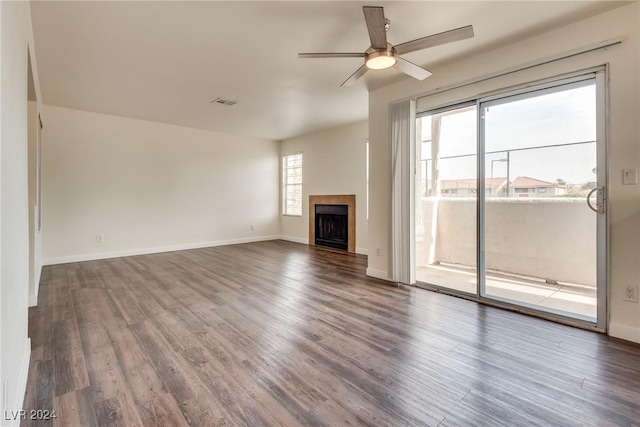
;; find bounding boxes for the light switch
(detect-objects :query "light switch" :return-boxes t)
[622,168,638,185]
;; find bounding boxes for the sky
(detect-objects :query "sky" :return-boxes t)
[419,81,597,185]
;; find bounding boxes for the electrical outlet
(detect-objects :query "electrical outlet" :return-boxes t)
[95,234,104,243]
[250,224,255,231]
[622,168,638,185]
[623,285,638,303]
[376,248,380,256]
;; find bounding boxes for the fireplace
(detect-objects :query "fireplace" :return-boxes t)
[308,195,356,253]
[315,204,348,251]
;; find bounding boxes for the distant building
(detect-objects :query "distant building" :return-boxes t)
[440,178,478,196]
[439,177,507,197]
[510,176,567,197]
[432,176,566,197]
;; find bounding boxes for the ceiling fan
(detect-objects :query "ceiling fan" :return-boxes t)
[298,6,474,87]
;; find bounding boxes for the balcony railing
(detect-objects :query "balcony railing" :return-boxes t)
[419,140,596,198]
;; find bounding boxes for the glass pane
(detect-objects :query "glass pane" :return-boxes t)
[415,105,477,294]
[482,81,597,322]
[283,154,303,215]
[286,168,302,183]
[285,184,302,215]
[284,153,302,168]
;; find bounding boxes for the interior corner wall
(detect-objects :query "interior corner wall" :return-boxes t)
[41,105,280,264]
[367,3,640,342]
[280,120,368,254]
[1,1,42,423]
[27,100,39,307]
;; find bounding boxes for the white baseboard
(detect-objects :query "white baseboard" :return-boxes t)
[609,321,640,344]
[280,236,369,256]
[17,339,31,414]
[279,235,309,245]
[366,268,392,282]
[3,339,31,426]
[42,235,281,265]
[42,236,367,266]
[28,294,37,307]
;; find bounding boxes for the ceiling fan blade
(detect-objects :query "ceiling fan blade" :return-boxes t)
[363,6,387,50]
[341,64,368,87]
[298,52,366,59]
[394,25,474,55]
[393,57,432,81]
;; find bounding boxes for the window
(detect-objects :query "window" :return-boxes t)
[283,153,302,216]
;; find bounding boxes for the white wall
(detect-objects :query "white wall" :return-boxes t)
[280,120,368,254]
[368,4,640,342]
[1,1,43,423]
[42,106,280,263]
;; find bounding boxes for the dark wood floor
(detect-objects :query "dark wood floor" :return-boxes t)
[22,240,640,426]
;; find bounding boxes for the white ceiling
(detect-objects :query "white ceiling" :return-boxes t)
[31,1,628,141]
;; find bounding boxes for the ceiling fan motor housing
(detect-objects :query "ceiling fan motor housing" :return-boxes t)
[365,44,397,69]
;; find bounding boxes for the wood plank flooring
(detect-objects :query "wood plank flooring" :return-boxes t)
[21,240,640,426]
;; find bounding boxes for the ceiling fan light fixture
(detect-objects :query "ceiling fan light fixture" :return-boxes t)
[365,50,397,70]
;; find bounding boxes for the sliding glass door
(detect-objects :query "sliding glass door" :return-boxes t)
[415,71,606,328]
[415,104,478,295]
[479,77,604,323]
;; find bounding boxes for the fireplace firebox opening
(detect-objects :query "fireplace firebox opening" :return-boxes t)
[314,204,348,251]
[309,194,355,253]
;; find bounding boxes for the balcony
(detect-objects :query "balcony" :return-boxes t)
[416,197,596,320]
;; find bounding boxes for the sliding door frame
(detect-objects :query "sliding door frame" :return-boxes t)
[478,70,607,330]
[414,67,608,332]
[415,101,479,296]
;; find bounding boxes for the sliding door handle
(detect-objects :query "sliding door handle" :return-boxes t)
[587,187,605,214]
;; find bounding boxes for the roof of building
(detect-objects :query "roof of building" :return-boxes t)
[440,178,506,190]
[511,176,559,188]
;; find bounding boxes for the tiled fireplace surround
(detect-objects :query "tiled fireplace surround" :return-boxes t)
[308,195,356,253]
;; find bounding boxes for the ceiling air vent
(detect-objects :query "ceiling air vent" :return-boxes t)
[210,97,238,107]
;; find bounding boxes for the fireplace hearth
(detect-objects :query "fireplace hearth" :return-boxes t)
[315,204,348,251]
